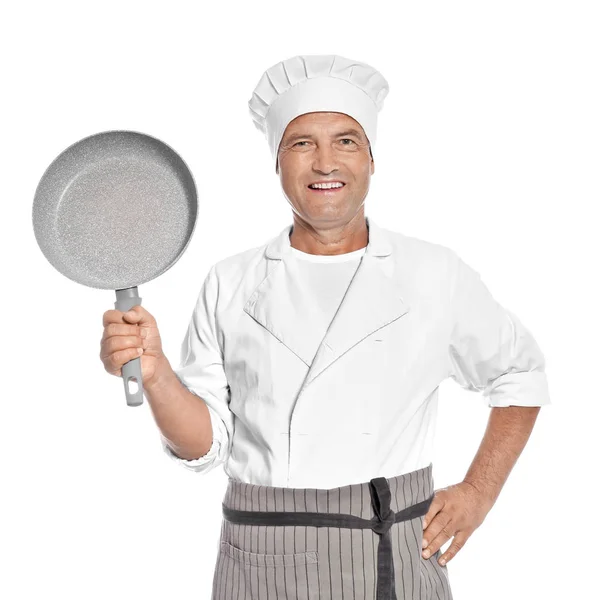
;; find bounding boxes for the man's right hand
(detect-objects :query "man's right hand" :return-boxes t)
[100,305,166,386]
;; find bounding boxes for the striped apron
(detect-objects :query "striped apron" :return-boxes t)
[211,463,453,599]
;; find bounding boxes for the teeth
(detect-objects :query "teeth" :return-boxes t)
[310,182,344,189]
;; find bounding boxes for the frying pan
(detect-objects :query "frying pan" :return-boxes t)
[32,130,199,407]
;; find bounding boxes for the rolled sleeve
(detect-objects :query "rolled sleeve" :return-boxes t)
[162,266,234,473]
[447,253,551,408]
[160,406,226,472]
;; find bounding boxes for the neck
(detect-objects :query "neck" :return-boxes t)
[289,213,368,256]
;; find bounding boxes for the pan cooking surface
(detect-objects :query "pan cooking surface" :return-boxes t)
[33,131,198,290]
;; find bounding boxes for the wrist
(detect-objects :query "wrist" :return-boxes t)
[145,356,174,392]
[462,477,498,505]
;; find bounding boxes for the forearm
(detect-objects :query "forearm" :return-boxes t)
[463,405,541,504]
[143,357,214,460]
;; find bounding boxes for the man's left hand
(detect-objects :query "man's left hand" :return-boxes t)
[421,481,495,566]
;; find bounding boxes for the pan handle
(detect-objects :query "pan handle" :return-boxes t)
[114,287,144,407]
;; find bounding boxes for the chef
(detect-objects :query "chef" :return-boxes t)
[125,55,551,599]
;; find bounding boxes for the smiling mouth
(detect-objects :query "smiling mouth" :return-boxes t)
[307,184,346,192]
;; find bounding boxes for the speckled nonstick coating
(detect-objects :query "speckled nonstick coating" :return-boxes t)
[32,130,199,406]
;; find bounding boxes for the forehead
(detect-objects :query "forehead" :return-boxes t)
[283,111,364,134]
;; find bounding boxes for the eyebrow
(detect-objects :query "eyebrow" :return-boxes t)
[283,129,365,145]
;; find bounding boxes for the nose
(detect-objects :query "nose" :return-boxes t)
[312,142,340,174]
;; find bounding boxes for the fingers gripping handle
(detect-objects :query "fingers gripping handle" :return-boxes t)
[114,287,144,407]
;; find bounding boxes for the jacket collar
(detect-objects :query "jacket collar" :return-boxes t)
[245,215,410,387]
[265,216,393,259]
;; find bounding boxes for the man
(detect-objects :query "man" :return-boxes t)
[101,55,550,599]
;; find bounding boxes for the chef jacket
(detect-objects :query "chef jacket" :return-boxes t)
[160,216,551,489]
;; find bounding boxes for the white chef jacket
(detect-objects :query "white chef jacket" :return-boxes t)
[160,216,551,489]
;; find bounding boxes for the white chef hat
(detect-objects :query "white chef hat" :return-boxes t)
[248,54,389,172]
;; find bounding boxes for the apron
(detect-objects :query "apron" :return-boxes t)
[210,463,453,599]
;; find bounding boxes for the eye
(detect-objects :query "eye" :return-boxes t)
[340,138,355,145]
[294,141,309,146]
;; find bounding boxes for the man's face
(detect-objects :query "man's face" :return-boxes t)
[276,112,375,227]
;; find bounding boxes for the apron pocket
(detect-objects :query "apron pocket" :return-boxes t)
[216,540,319,600]
[220,540,318,567]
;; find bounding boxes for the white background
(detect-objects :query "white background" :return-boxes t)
[2,1,588,598]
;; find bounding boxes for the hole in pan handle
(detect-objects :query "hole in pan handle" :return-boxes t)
[114,287,144,407]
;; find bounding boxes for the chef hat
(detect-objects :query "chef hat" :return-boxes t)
[248,54,389,172]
